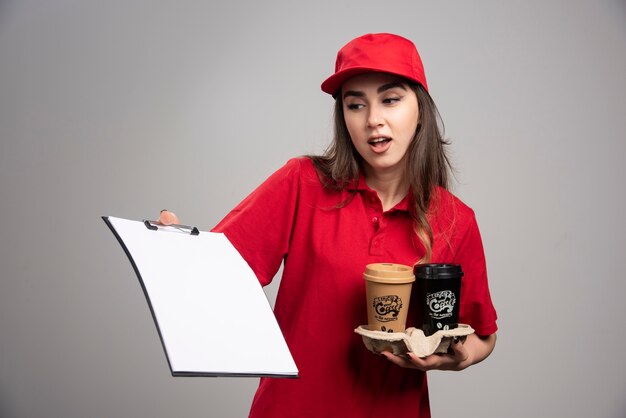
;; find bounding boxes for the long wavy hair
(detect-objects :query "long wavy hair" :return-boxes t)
[309,82,452,263]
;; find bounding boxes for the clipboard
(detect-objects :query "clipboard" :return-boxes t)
[103,216,298,378]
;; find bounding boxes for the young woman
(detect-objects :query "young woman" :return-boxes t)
[161,33,497,418]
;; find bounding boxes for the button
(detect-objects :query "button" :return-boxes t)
[372,217,378,224]
[373,240,380,247]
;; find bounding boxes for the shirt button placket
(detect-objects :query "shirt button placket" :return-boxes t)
[370,235,383,255]
[370,216,384,255]
[365,191,383,255]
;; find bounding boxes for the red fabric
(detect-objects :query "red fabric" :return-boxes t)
[213,158,497,418]
[321,33,428,96]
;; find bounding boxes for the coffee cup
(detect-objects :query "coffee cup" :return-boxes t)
[363,263,415,333]
[414,263,463,336]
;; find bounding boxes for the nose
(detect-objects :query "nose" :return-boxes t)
[367,104,384,128]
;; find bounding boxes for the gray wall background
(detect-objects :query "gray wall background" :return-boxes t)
[1,1,625,417]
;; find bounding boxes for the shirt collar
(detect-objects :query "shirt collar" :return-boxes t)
[346,171,368,191]
[347,171,412,212]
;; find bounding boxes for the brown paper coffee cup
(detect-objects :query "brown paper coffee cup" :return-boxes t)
[364,263,415,333]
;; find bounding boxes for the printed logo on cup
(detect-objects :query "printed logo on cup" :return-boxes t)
[426,290,456,320]
[373,295,403,322]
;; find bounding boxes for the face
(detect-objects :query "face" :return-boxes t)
[341,73,419,178]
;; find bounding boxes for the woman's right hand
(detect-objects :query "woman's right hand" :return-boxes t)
[158,210,180,225]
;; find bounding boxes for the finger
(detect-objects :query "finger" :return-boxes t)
[406,352,432,371]
[449,338,469,362]
[381,352,420,370]
[407,352,446,371]
[158,209,180,226]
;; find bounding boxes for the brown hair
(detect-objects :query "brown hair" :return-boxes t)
[309,82,452,262]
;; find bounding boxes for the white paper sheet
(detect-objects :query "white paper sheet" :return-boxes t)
[103,216,298,377]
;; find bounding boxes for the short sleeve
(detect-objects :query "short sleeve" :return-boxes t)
[454,214,498,336]
[211,158,303,286]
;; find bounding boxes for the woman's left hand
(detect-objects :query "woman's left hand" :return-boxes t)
[381,332,496,372]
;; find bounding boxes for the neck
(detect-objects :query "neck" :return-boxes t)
[363,165,409,211]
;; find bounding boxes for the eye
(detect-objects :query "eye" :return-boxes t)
[382,96,401,105]
[346,103,365,110]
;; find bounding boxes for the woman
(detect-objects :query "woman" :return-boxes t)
[161,33,497,418]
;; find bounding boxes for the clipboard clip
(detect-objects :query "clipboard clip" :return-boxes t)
[143,219,200,236]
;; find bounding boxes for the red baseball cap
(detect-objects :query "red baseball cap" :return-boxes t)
[321,33,429,97]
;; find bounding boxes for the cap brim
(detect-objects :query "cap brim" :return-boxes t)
[321,67,390,97]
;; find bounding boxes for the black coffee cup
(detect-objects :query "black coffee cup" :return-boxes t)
[414,264,463,336]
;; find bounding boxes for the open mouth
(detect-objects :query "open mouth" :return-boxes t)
[368,137,392,150]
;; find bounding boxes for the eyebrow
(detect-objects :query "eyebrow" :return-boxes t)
[342,82,408,100]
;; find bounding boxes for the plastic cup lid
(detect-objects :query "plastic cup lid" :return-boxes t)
[364,263,415,284]
[413,263,464,279]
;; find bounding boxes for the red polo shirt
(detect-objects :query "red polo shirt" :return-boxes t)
[213,157,497,418]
